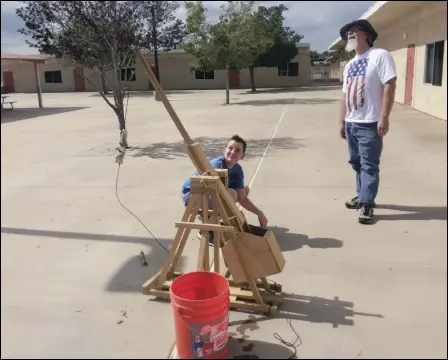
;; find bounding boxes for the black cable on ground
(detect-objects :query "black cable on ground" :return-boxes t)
[115,163,169,253]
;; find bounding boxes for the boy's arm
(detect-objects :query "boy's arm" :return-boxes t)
[237,189,268,228]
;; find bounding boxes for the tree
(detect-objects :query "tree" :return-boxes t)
[249,4,303,92]
[139,2,188,83]
[16,1,147,155]
[182,1,269,104]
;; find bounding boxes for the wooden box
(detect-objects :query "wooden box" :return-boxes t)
[222,225,285,284]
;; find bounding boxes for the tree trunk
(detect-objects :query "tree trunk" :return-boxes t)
[249,66,256,92]
[151,5,162,102]
[225,65,230,105]
[100,68,108,95]
[114,91,127,143]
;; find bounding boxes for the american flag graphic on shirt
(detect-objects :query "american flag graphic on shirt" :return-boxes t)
[346,58,368,111]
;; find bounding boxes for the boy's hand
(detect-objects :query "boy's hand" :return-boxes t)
[258,212,268,228]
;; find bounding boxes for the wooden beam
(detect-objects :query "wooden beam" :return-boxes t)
[33,62,43,108]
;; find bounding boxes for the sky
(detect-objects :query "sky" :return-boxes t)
[1,1,374,55]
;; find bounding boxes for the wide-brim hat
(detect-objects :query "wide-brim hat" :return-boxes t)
[340,19,378,42]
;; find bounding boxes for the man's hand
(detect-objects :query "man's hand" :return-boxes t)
[378,116,389,136]
[258,212,268,228]
[339,122,346,139]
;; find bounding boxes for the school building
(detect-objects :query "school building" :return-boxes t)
[328,1,447,121]
[1,44,311,96]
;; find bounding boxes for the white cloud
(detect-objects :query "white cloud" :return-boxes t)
[1,1,374,54]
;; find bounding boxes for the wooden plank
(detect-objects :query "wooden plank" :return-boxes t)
[196,233,207,271]
[142,269,163,295]
[202,195,210,270]
[175,222,235,232]
[168,195,202,276]
[230,287,282,305]
[230,233,264,304]
[212,193,220,273]
[154,195,199,289]
[229,297,271,314]
[135,49,193,146]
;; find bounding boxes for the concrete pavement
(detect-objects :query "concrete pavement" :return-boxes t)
[1,87,446,359]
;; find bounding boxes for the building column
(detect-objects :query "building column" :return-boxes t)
[33,62,43,108]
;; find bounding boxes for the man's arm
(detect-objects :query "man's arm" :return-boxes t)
[381,78,397,120]
[340,93,347,138]
[339,65,348,139]
[377,50,398,136]
[340,94,347,124]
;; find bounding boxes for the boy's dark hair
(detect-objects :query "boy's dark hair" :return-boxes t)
[228,134,247,154]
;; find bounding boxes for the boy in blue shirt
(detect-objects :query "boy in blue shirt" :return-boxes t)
[181,135,268,243]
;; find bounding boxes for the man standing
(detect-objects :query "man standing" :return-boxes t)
[338,19,397,224]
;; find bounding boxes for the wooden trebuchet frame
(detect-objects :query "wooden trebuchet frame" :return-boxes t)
[134,49,283,316]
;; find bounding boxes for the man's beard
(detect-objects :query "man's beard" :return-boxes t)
[345,38,358,53]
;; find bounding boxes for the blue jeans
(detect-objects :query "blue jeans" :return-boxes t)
[345,122,383,206]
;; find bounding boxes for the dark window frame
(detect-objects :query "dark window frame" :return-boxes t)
[44,70,62,84]
[278,62,299,77]
[195,70,215,80]
[424,40,444,86]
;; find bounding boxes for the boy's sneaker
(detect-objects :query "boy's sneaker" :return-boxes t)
[197,231,214,245]
[345,196,376,209]
[358,205,374,224]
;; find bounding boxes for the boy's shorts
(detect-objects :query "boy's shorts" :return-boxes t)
[182,191,213,209]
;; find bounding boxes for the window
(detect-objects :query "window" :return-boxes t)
[278,62,299,77]
[424,40,444,86]
[195,70,214,80]
[121,68,136,82]
[44,71,62,84]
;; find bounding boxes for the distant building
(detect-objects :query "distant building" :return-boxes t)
[328,1,447,121]
[1,44,311,94]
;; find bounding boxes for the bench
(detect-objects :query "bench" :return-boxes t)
[1,101,17,110]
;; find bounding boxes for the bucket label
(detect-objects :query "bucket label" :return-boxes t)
[190,313,229,358]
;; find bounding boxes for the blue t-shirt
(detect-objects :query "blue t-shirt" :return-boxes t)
[181,156,244,194]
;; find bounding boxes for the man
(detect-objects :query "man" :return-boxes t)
[338,19,397,224]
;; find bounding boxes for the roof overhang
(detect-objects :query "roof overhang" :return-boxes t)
[1,52,48,64]
[328,1,427,51]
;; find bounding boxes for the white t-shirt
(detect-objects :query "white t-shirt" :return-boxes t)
[342,47,397,123]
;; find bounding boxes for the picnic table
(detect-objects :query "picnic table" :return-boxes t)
[1,95,17,110]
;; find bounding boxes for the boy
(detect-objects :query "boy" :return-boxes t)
[181,135,268,243]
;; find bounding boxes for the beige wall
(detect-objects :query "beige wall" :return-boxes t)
[1,59,75,93]
[240,49,311,88]
[375,2,447,120]
[1,46,311,93]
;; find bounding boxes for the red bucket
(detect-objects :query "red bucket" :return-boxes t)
[170,271,230,359]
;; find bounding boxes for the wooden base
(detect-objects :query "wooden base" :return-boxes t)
[143,272,283,316]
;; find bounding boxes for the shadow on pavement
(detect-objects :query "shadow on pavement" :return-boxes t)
[88,90,195,98]
[230,294,384,329]
[241,85,341,95]
[269,226,343,252]
[227,337,298,359]
[229,98,338,106]
[128,136,304,160]
[0,227,178,293]
[374,204,447,222]
[106,251,187,293]
[1,107,88,123]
